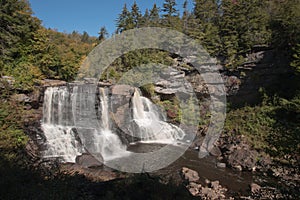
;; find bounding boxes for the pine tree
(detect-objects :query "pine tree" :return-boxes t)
[162,0,178,18]
[98,26,108,41]
[0,0,40,63]
[193,0,221,56]
[149,4,160,25]
[81,31,90,43]
[141,9,150,27]
[116,4,133,33]
[218,0,241,66]
[131,1,142,28]
[268,0,300,50]
[182,0,190,32]
[162,0,181,29]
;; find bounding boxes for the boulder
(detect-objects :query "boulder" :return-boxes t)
[181,167,200,182]
[28,88,41,109]
[0,76,15,88]
[209,146,222,157]
[75,153,103,168]
[227,148,258,171]
[183,175,230,199]
[218,135,261,171]
[250,183,261,193]
[216,162,226,168]
[110,84,134,97]
[11,93,31,103]
[110,85,135,140]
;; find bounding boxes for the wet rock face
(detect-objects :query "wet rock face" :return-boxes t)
[109,84,135,143]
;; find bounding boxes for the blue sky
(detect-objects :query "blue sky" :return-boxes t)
[29,0,194,37]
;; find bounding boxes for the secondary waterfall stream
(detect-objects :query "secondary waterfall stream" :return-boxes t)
[41,85,186,163]
[131,88,185,143]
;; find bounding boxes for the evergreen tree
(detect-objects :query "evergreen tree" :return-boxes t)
[218,0,241,66]
[131,1,142,28]
[149,4,160,25]
[0,0,40,64]
[162,0,178,18]
[162,0,181,29]
[193,0,221,56]
[217,0,271,67]
[182,0,190,31]
[141,9,150,27]
[98,26,108,41]
[268,0,300,50]
[116,4,133,33]
[81,31,90,43]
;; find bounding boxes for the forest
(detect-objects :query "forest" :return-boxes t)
[0,0,299,199]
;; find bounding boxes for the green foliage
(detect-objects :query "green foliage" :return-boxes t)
[291,43,300,73]
[0,100,28,160]
[158,100,181,123]
[268,0,300,49]
[179,96,199,126]
[225,94,300,160]
[219,0,271,66]
[101,49,174,82]
[0,0,95,89]
[0,0,40,64]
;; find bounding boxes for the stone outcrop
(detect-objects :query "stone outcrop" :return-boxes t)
[217,135,272,171]
[110,84,135,143]
[181,167,200,182]
[40,79,67,87]
[181,167,232,200]
[75,153,103,168]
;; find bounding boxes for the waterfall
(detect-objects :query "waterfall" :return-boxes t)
[42,87,82,162]
[41,85,128,163]
[41,85,186,163]
[131,89,185,144]
[78,88,128,161]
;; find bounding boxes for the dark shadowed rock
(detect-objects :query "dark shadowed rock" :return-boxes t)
[209,146,222,157]
[227,148,258,171]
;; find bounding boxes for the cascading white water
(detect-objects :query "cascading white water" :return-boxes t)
[79,88,128,161]
[42,86,128,163]
[41,85,186,163]
[42,87,83,162]
[131,89,185,144]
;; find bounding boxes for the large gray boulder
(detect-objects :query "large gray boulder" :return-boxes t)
[75,153,103,168]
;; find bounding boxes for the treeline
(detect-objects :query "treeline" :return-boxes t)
[0,0,98,90]
[1,0,299,89]
[115,0,300,69]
